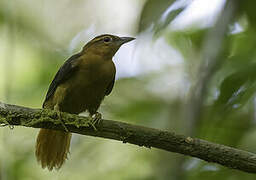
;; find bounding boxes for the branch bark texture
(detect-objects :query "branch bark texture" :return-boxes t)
[0,101,256,173]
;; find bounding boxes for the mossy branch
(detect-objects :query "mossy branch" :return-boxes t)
[1,101,256,173]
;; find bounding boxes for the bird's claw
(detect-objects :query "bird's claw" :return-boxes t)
[56,111,69,132]
[92,112,102,124]
[89,112,102,131]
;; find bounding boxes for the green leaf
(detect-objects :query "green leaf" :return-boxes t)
[237,0,256,29]
[214,63,256,111]
[138,0,186,33]
[166,29,208,59]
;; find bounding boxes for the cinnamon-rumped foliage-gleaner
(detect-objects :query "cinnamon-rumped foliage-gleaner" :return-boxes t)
[35,34,135,171]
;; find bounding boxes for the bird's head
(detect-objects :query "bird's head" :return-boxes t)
[82,34,135,58]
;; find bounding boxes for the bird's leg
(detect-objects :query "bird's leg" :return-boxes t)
[54,104,69,132]
[89,112,102,130]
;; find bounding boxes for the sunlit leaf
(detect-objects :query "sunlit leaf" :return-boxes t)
[214,63,256,112]
[165,29,208,60]
[138,0,180,33]
[237,0,256,29]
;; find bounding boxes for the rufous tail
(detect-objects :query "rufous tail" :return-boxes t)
[35,129,72,171]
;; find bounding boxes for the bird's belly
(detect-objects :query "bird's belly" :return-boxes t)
[57,69,113,114]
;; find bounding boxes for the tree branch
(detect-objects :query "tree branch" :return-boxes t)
[0,101,256,173]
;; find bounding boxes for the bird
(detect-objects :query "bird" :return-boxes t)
[35,34,135,171]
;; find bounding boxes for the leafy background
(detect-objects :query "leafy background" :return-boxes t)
[1,0,256,179]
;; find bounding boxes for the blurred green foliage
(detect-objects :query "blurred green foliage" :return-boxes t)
[1,0,256,180]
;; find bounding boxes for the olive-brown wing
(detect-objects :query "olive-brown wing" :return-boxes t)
[43,53,81,108]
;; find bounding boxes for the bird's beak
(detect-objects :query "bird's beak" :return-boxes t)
[118,37,135,45]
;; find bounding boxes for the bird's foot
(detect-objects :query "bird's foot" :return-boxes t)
[56,111,69,132]
[89,112,102,131]
[92,112,102,124]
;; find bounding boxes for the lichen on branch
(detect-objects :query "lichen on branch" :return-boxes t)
[1,101,256,174]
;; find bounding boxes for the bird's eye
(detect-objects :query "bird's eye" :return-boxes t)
[103,37,111,43]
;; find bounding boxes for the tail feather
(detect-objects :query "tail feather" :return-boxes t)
[35,129,72,170]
